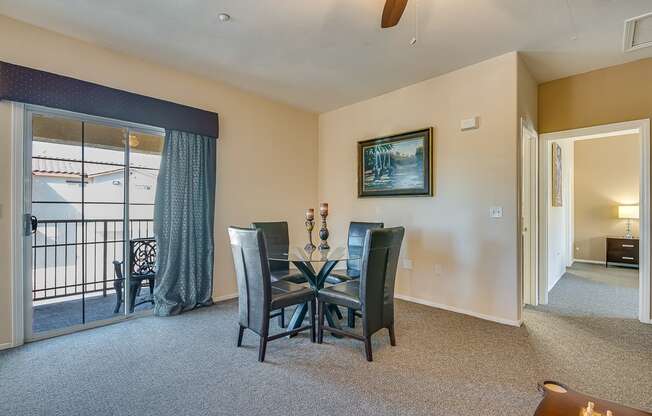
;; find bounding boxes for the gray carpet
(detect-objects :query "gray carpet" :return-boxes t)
[1,299,650,415]
[537,262,638,318]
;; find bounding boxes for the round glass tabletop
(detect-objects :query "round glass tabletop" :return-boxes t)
[267,246,360,263]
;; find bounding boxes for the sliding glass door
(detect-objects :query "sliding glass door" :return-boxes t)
[25,106,164,339]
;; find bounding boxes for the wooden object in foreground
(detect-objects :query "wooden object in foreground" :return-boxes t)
[535,382,651,416]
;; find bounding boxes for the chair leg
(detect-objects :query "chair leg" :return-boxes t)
[129,282,141,313]
[310,300,316,343]
[258,336,267,362]
[237,325,245,347]
[347,308,356,328]
[388,324,396,346]
[333,306,343,320]
[364,336,373,362]
[278,308,285,328]
[317,301,325,344]
[114,281,123,314]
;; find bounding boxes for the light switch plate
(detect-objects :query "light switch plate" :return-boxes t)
[489,206,503,218]
[402,259,413,269]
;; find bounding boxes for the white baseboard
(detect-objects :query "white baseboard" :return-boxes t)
[214,293,238,303]
[573,259,605,265]
[394,293,522,327]
[0,342,14,351]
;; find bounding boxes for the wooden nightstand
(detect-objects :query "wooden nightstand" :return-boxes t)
[606,236,639,268]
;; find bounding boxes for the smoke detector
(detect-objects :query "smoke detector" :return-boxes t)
[623,12,652,52]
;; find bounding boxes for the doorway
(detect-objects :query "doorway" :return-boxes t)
[22,105,164,340]
[536,120,651,323]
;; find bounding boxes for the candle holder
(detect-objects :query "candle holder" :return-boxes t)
[318,203,330,251]
[304,219,316,252]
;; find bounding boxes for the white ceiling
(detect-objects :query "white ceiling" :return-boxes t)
[1,0,652,113]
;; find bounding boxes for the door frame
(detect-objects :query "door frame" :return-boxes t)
[521,118,539,306]
[10,103,164,346]
[10,102,26,348]
[539,119,651,324]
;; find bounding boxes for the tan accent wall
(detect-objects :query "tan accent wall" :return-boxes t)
[574,134,640,262]
[318,52,521,325]
[539,58,652,134]
[0,16,318,346]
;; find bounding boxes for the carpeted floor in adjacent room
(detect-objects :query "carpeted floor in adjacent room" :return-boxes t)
[1,297,650,415]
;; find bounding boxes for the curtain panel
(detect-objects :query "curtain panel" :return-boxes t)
[153,130,216,316]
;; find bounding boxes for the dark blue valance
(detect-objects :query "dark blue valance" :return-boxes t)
[0,61,218,138]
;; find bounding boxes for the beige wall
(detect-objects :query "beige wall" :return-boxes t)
[0,16,318,346]
[539,58,652,134]
[318,52,522,325]
[574,134,640,262]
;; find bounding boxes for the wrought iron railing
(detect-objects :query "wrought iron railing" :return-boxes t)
[31,218,154,301]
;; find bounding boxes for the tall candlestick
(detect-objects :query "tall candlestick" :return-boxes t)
[304,208,316,252]
[318,203,330,250]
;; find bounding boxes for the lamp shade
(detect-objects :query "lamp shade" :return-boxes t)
[618,205,639,219]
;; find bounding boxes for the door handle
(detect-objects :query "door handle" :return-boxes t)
[30,215,38,234]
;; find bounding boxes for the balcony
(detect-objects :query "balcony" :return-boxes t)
[32,218,155,334]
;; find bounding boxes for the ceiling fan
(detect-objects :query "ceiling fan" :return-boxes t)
[381,0,408,28]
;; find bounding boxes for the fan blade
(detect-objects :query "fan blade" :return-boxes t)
[381,0,408,28]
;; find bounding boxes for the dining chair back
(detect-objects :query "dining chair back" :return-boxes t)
[346,222,384,277]
[359,226,405,337]
[229,226,272,337]
[251,221,290,275]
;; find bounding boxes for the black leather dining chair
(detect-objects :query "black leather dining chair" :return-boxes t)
[229,226,316,362]
[251,222,307,284]
[251,221,308,327]
[317,226,405,362]
[330,222,384,327]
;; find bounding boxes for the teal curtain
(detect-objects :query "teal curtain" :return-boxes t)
[153,130,216,316]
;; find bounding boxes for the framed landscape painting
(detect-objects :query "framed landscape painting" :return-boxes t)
[358,128,433,197]
[551,142,562,207]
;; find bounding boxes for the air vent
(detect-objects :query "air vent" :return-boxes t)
[623,12,652,52]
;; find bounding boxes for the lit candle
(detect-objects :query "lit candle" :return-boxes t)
[306,208,314,221]
[319,203,329,216]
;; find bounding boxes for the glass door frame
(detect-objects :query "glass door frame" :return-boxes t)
[23,104,164,341]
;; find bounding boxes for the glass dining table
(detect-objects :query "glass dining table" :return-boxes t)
[267,245,360,334]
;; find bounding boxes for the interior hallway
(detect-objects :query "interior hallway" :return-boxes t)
[536,262,638,319]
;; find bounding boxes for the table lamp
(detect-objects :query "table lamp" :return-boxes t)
[618,205,639,239]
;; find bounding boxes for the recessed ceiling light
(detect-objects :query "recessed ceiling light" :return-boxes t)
[218,13,231,22]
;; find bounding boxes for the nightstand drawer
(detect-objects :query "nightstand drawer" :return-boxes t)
[606,237,639,267]
[607,238,638,251]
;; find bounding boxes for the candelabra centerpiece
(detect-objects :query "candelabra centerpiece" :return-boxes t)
[318,202,330,251]
[304,208,316,252]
